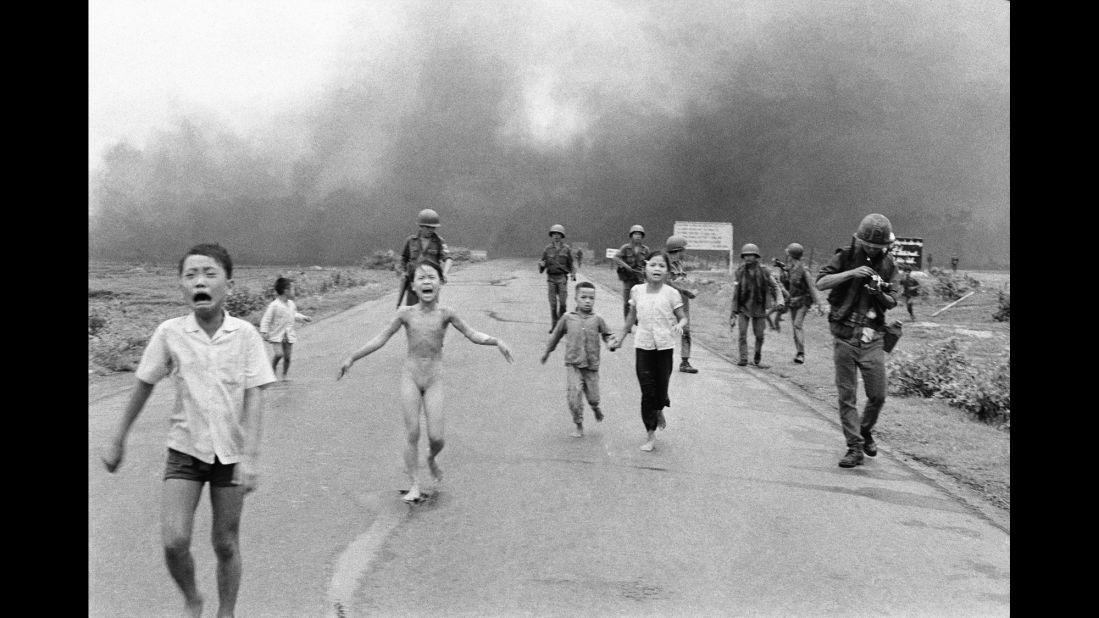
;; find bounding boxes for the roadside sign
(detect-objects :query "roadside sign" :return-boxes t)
[673,221,733,251]
[891,237,923,270]
[673,221,734,274]
[606,248,618,259]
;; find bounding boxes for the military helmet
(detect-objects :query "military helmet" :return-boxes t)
[629,224,646,238]
[417,208,440,227]
[549,224,566,237]
[785,242,804,259]
[853,213,893,248]
[665,235,687,251]
[740,243,760,257]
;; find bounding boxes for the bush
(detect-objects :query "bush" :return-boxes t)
[928,267,981,301]
[225,285,269,317]
[362,250,397,270]
[993,288,1010,322]
[887,338,1010,426]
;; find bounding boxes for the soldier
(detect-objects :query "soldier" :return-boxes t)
[900,266,920,321]
[816,213,901,469]
[664,235,700,374]
[611,225,651,321]
[729,243,783,368]
[782,243,824,364]
[539,224,576,333]
[397,209,453,306]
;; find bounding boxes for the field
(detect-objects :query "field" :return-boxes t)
[88,260,404,383]
[584,259,1009,517]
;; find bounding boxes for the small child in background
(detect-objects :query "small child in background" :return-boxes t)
[259,277,312,381]
[540,281,618,437]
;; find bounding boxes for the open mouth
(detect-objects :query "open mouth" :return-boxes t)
[193,292,212,303]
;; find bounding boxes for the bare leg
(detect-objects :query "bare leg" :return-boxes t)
[162,479,205,618]
[281,341,293,380]
[399,373,424,501]
[210,484,246,618]
[422,378,446,484]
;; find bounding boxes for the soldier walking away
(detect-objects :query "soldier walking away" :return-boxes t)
[729,243,783,368]
[900,266,920,321]
[950,255,959,272]
[816,213,901,469]
[782,243,824,364]
[765,258,791,332]
[398,209,453,306]
[612,225,651,322]
[539,224,576,333]
[664,235,700,373]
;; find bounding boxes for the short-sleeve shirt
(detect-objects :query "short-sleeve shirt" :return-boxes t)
[135,312,277,464]
[629,283,684,350]
[545,311,613,369]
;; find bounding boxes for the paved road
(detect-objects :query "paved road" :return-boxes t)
[89,259,1009,617]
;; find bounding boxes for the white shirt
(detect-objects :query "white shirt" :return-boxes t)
[136,313,276,464]
[259,298,307,343]
[629,283,684,350]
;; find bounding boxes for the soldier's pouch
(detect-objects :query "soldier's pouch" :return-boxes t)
[883,320,903,353]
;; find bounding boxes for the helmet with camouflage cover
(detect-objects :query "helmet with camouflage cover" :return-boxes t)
[417,209,440,227]
[665,235,687,251]
[740,243,760,257]
[853,213,893,249]
[785,243,804,259]
[629,224,646,238]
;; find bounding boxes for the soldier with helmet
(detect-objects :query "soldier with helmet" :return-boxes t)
[538,224,576,333]
[611,225,651,321]
[816,213,902,469]
[398,209,453,306]
[664,234,700,374]
[729,243,783,368]
[782,242,824,364]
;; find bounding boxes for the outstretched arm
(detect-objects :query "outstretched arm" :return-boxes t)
[611,304,638,350]
[449,311,514,362]
[540,317,567,363]
[101,379,156,472]
[234,385,266,493]
[337,314,404,379]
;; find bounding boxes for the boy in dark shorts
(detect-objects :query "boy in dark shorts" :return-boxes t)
[540,281,618,437]
[337,262,513,502]
[100,243,277,618]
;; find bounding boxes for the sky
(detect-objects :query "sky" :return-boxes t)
[88,0,1010,266]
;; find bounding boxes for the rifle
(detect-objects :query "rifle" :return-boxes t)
[396,271,410,308]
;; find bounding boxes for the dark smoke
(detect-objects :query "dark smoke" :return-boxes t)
[89,1,1009,268]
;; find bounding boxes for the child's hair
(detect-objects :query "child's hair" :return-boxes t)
[179,243,233,278]
[416,261,443,278]
[275,277,292,295]
[575,280,596,294]
[645,251,671,269]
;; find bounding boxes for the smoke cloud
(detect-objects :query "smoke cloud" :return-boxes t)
[89,0,1009,267]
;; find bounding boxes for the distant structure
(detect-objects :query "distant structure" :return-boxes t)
[890,237,924,270]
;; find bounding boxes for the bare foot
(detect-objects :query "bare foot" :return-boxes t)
[657,411,666,430]
[428,458,443,483]
[639,441,654,452]
[184,594,203,618]
[593,408,604,422]
[403,487,423,502]
[571,424,583,438]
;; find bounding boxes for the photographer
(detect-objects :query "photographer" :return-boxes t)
[816,214,901,469]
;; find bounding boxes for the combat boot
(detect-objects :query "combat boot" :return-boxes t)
[838,449,864,468]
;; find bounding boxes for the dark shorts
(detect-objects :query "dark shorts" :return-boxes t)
[163,448,237,487]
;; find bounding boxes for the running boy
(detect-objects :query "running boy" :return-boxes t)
[259,276,313,381]
[540,281,618,437]
[100,243,276,618]
[337,262,513,502]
